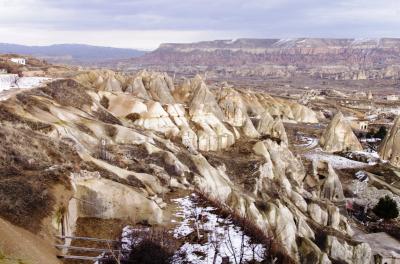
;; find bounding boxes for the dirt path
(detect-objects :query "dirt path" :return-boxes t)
[0,217,61,264]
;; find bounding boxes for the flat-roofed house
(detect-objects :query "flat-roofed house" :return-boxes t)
[386,95,399,101]
[10,58,26,65]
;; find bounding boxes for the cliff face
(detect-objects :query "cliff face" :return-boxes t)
[131,38,400,80]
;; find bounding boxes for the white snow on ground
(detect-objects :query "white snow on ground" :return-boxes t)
[0,75,51,91]
[171,194,266,264]
[0,75,52,101]
[16,77,51,88]
[354,171,369,182]
[348,180,400,210]
[360,138,381,143]
[294,135,318,149]
[304,150,369,169]
[365,114,378,120]
[120,226,150,251]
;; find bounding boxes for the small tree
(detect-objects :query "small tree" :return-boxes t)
[374,126,387,140]
[373,195,399,220]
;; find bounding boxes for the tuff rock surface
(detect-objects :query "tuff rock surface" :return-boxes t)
[320,112,363,152]
[379,116,400,167]
[0,70,372,264]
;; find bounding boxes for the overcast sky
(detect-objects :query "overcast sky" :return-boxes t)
[0,0,399,50]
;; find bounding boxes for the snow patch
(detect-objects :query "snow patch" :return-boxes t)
[304,150,369,169]
[0,75,51,92]
[171,194,266,264]
[294,134,318,148]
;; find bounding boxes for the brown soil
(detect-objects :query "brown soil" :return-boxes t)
[0,217,61,264]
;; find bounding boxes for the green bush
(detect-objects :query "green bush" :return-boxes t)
[374,126,387,140]
[373,195,399,220]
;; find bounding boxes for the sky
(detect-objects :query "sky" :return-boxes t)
[0,0,400,50]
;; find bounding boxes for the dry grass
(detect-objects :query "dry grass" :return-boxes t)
[0,125,80,232]
[0,104,53,132]
[0,60,23,76]
[94,108,122,125]
[39,79,93,109]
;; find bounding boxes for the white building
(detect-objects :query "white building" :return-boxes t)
[0,69,7,74]
[386,95,399,101]
[351,119,369,131]
[10,58,26,65]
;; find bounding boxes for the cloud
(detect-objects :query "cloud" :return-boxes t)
[0,0,399,49]
[0,27,244,50]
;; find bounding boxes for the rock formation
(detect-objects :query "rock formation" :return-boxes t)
[0,69,373,264]
[320,112,363,152]
[309,160,345,202]
[379,115,400,167]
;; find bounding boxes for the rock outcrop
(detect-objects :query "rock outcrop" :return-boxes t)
[379,115,400,167]
[320,112,362,152]
[309,160,345,202]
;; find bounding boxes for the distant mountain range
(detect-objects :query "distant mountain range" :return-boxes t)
[135,38,400,67]
[0,43,146,65]
[125,38,400,80]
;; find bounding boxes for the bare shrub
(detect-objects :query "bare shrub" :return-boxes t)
[125,113,141,122]
[102,228,180,264]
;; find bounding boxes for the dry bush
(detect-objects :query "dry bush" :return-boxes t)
[105,125,118,138]
[125,229,179,264]
[0,61,23,76]
[125,113,140,122]
[101,228,180,264]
